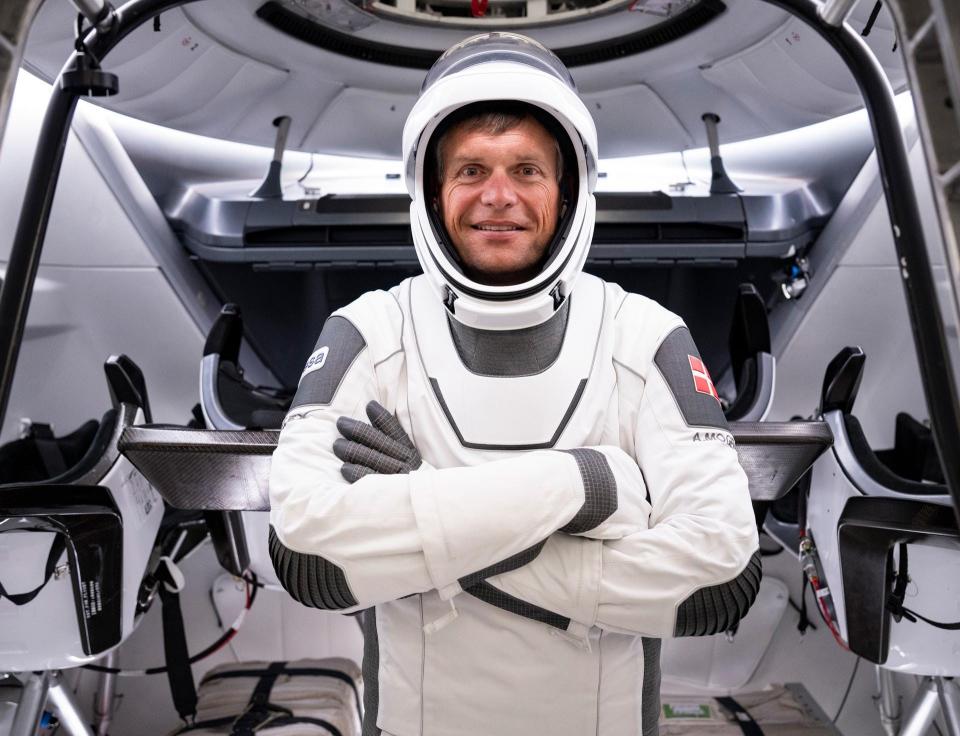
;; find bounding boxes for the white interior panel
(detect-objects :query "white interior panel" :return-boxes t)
[583,84,693,158]
[109,30,220,106]
[20,0,907,157]
[226,74,344,150]
[645,73,771,151]
[768,131,946,450]
[768,261,928,449]
[0,75,155,267]
[162,59,288,138]
[110,44,286,137]
[98,10,199,84]
[701,17,862,132]
[302,87,415,157]
[0,265,204,442]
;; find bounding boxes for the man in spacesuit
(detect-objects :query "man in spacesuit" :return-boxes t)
[269,33,760,736]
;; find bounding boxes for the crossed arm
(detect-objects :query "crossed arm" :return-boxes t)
[268,315,760,638]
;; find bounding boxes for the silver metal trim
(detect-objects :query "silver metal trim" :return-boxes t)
[817,0,859,26]
[10,672,50,736]
[899,678,941,736]
[69,0,115,32]
[825,410,954,504]
[939,678,960,736]
[48,675,95,736]
[73,402,141,487]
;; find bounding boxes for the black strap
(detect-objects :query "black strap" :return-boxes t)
[888,543,910,620]
[797,573,813,635]
[177,715,343,736]
[157,563,198,724]
[230,662,289,736]
[861,1,882,37]
[0,533,66,605]
[887,544,960,630]
[715,697,765,736]
[203,666,362,723]
[172,662,346,736]
[30,423,67,477]
[897,606,960,630]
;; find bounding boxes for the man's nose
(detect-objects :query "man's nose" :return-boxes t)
[479,169,518,208]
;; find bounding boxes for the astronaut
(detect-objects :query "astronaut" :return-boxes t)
[269,33,760,736]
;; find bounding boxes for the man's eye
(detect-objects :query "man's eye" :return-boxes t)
[520,166,540,176]
[461,166,480,177]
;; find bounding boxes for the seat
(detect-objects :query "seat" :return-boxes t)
[0,355,164,672]
[199,304,290,432]
[197,304,291,582]
[804,346,958,673]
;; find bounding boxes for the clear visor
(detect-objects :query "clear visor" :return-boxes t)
[420,32,577,95]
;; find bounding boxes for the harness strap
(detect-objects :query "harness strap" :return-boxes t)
[230,662,289,736]
[203,667,361,723]
[887,544,960,630]
[0,533,65,606]
[715,696,765,736]
[27,422,68,478]
[157,559,197,724]
[177,714,343,736]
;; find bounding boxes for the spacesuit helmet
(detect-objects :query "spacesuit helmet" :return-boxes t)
[402,33,598,330]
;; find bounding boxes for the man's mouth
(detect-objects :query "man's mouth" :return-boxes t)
[472,223,524,232]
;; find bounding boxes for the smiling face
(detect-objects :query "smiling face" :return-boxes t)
[436,116,562,286]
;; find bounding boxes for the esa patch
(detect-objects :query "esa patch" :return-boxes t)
[654,327,728,430]
[290,316,366,409]
[301,346,329,379]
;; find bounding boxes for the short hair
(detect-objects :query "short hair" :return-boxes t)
[432,101,565,185]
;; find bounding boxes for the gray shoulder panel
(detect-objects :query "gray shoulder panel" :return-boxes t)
[290,316,366,410]
[673,551,762,637]
[559,448,618,534]
[654,326,728,431]
[268,525,358,610]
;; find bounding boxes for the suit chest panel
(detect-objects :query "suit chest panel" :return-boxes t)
[395,277,621,468]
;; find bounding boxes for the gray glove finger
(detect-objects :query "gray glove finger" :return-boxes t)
[336,416,415,464]
[341,462,375,484]
[333,438,407,474]
[366,401,416,450]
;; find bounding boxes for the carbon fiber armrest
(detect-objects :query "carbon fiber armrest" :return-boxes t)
[731,421,833,501]
[119,427,278,511]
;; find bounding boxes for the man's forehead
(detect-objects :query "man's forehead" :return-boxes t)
[443,121,558,163]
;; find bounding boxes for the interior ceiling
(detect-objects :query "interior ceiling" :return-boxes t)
[22,0,905,159]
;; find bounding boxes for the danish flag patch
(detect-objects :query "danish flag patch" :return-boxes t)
[688,355,720,403]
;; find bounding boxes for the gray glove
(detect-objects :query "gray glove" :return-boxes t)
[334,400,426,482]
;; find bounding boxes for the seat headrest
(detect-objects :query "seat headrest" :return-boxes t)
[729,283,770,393]
[105,354,151,423]
[820,346,865,415]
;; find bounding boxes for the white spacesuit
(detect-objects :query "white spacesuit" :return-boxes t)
[269,33,759,736]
